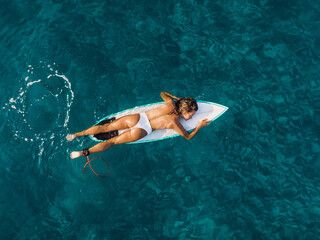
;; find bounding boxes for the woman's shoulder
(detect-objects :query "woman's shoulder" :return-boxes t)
[157,101,175,112]
[168,113,179,121]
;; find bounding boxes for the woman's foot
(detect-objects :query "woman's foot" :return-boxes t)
[70,151,83,159]
[66,134,77,141]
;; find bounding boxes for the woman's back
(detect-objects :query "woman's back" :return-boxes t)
[146,102,177,130]
[145,102,174,120]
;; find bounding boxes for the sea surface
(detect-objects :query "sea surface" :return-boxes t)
[0,0,319,239]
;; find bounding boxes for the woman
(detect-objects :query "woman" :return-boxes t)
[67,92,211,159]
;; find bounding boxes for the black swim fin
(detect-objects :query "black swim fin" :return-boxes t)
[93,117,119,140]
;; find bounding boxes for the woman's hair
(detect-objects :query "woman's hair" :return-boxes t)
[171,97,198,115]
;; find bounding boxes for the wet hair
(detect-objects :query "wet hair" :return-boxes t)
[171,97,198,115]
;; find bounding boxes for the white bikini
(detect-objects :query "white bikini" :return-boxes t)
[133,113,152,135]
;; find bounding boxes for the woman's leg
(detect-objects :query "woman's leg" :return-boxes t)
[70,128,147,159]
[67,114,140,141]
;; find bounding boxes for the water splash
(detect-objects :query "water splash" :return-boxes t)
[4,63,74,170]
[5,63,74,142]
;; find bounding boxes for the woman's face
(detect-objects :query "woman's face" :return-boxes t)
[182,110,196,120]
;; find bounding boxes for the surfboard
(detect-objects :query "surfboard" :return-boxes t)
[89,101,228,144]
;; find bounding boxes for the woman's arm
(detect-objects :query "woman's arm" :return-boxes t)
[173,118,211,140]
[160,92,181,102]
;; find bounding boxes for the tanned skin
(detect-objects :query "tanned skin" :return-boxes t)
[66,92,210,158]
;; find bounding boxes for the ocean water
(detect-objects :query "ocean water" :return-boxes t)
[0,0,319,239]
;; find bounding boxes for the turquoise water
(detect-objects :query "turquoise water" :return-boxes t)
[1,0,319,239]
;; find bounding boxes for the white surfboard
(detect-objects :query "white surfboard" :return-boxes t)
[89,101,228,144]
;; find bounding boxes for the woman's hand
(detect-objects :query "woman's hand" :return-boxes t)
[161,92,181,101]
[198,118,211,128]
